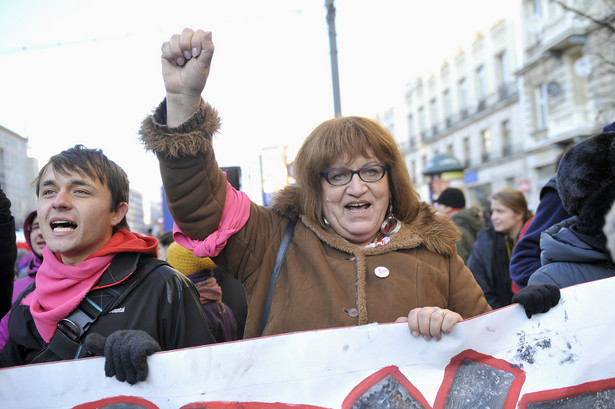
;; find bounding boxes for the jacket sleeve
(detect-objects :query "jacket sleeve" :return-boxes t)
[466,230,498,308]
[447,254,492,318]
[509,190,569,288]
[139,99,227,240]
[0,187,16,319]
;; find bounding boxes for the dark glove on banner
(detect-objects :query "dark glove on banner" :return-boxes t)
[85,330,161,385]
[512,284,561,318]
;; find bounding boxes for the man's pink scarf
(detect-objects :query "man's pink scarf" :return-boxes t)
[173,180,250,257]
[21,230,158,343]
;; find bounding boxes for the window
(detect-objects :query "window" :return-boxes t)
[407,114,415,146]
[535,84,548,129]
[418,106,426,135]
[458,78,468,117]
[443,89,452,126]
[481,129,491,162]
[496,52,509,86]
[502,120,512,156]
[476,65,486,101]
[463,137,470,167]
[429,98,438,133]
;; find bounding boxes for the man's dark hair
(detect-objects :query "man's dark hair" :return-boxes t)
[34,144,130,232]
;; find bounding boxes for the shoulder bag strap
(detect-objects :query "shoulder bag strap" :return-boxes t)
[260,218,297,336]
[46,254,168,360]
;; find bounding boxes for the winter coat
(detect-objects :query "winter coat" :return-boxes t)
[0,191,16,319]
[139,100,492,339]
[0,253,215,367]
[0,275,35,349]
[467,226,515,309]
[528,217,615,288]
[510,176,570,289]
[450,208,485,264]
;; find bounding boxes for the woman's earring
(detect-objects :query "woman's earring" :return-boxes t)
[380,204,401,236]
[323,217,330,227]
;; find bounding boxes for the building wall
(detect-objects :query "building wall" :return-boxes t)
[0,125,37,228]
[378,0,614,211]
[402,17,525,207]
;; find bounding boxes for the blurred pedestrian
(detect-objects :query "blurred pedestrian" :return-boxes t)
[467,188,533,309]
[157,230,174,261]
[433,187,485,263]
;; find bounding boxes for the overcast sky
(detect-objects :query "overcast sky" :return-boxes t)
[0,0,516,205]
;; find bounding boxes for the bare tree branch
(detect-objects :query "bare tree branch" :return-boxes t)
[551,0,615,33]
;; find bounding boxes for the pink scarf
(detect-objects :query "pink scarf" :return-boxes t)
[22,248,113,342]
[21,230,158,343]
[173,180,250,257]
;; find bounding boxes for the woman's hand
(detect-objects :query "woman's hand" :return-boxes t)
[396,306,462,341]
[160,28,215,127]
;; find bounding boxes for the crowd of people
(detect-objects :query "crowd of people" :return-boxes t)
[0,27,612,385]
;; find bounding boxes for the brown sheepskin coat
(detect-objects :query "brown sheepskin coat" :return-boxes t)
[140,99,491,339]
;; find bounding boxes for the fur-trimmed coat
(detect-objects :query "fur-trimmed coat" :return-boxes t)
[140,99,491,339]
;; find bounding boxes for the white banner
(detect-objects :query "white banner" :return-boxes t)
[2,277,615,409]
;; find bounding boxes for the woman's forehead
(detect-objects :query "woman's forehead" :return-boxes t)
[330,149,376,167]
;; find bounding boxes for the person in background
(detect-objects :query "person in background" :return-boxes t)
[528,132,615,288]
[166,241,239,342]
[467,188,533,309]
[0,185,16,319]
[509,143,576,290]
[0,210,46,349]
[433,187,485,264]
[139,28,558,342]
[0,145,215,385]
[157,230,174,261]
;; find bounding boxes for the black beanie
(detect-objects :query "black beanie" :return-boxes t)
[556,132,615,235]
[435,188,466,209]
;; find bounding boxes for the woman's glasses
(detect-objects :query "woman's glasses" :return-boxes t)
[322,165,387,186]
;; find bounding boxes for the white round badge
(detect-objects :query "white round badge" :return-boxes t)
[374,266,390,278]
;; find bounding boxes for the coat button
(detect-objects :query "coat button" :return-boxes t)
[374,266,390,278]
[346,307,359,317]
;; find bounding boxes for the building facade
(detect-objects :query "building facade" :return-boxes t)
[379,0,613,211]
[0,125,38,228]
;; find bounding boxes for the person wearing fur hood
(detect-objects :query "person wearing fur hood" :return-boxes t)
[141,28,557,341]
[529,132,615,288]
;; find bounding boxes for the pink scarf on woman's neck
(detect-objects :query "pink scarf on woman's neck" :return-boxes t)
[173,180,250,257]
[21,229,158,343]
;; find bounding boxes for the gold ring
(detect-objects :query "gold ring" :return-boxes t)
[435,309,446,318]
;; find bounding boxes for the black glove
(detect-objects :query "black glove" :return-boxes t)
[512,284,561,318]
[84,330,161,385]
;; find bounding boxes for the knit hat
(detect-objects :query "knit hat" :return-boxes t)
[556,132,615,235]
[435,187,466,209]
[166,242,216,275]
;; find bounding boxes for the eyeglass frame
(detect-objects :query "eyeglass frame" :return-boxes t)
[321,164,387,186]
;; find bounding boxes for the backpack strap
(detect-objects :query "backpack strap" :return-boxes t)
[45,253,168,360]
[260,218,297,336]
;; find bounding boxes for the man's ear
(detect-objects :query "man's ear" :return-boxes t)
[111,202,129,227]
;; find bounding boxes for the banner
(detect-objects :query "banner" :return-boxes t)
[2,277,615,409]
